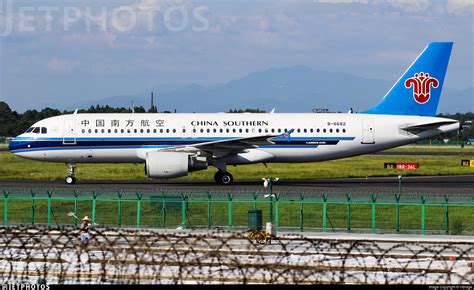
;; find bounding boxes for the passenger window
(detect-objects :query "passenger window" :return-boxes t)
[182,129,186,133]
[88,129,92,134]
[265,129,268,133]
[121,129,124,133]
[220,129,223,133]
[108,129,111,133]
[226,129,230,133]
[140,129,144,133]
[258,129,262,133]
[343,129,346,133]
[271,129,275,133]
[246,129,249,133]
[213,129,217,133]
[114,129,118,133]
[336,129,339,133]
[317,129,320,133]
[207,129,210,133]
[193,129,196,133]
[166,129,170,133]
[278,129,281,133]
[297,129,301,133]
[95,129,99,134]
[82,129,85,134]
[101,129,105,133]
[303,129,307,133]
[153,129,156,133]
[173,129,176,133]
[330,129,333,133]
[323,129,326,133]
[200,129,204,133]
[310,129,314,133]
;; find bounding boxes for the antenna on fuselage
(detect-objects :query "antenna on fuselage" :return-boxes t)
[270,108,276,114]
[73,109,78,114]
[131,100,135,114]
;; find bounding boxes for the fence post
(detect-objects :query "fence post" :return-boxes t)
[73,191,79,227]
[161,192,167,229]
[395,193,401,233]
[299,193,305,232]
[371,194,377,234]
[444,194,449,235]
[92,192,98,227]
[181,194,187,230]
[136,192,142,229]
[322,193,328,232]
[252,192,258,210]
[275,193,280,231]
[207,192,211,229]
[117,191,123,228]
[3,191,9,225]
[421,195,426,236]
[228,193,233,231]
[346,193,351,233]
[47,191,52,227]
[31,191,36,225]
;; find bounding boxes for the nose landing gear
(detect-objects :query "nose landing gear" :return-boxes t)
[65,163,77,185]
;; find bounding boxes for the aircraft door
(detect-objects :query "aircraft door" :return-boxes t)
[361,119,375,144]
[63,119,77,145]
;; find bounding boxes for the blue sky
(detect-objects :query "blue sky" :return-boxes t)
[0,0,473,112]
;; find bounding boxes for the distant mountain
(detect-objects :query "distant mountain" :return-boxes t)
[64,66,472,114]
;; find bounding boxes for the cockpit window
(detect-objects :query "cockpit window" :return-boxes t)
[32,127,41,134]
[41,127,47,134]
[26,127,34,133]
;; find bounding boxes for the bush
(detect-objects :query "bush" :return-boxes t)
[451,219,464,235]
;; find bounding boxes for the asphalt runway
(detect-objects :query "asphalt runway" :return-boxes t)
[1,175,473,195]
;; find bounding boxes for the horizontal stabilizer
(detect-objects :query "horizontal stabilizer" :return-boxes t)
[401,121,458,133]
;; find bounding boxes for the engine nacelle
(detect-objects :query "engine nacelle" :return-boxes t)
[145,151,208,179]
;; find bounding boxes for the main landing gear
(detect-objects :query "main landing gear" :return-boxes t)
[214,170,233,185]
[65,163,77,185]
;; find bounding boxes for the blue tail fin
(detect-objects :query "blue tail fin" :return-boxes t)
[364,42,453,116]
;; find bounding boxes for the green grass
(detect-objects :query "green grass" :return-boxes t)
[1,151,473,181]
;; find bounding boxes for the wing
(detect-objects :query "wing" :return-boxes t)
[161,129,295,157]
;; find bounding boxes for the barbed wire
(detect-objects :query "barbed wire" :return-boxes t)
[0,226,472,284]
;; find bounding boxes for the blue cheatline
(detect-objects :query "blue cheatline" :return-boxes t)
[364,42,453,117]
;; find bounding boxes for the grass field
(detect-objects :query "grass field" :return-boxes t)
[0,150,473,181]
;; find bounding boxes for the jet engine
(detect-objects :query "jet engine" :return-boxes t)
[145,151,208,179]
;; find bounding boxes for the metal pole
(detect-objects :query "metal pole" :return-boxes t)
[269,178,273,224]
[117,191,123,228]
[275,193,280,231]
[421,195,426,236]
[253,192,258,210]
[136,192,142,229]
[47,191,52,227]
[74,191,78,227]
[207,192,211,229]
[395,193,401,233]
[181,194,187,230]
[92,192,98,227]
[346,193,351,233]
[3,191,9,225]
[322,194,327,232]
[445,194,449,235]
[371,194,377,234]
[300,193,305,232]
[161,192,167,228]
[31,191,36,225]
[228,193,233,231]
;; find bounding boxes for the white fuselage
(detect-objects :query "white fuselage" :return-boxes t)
[9,113,459,165]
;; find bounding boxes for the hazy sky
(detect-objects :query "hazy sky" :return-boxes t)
[1,0,473,111]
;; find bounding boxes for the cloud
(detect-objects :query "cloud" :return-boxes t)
[46,57,80,73]
[446,0,474,14]
[318,0,368,4]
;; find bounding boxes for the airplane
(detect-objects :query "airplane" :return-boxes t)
[9,42,461,185]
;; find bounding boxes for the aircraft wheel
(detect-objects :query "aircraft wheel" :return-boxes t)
[65,176,76,185]
[219,172,233,185]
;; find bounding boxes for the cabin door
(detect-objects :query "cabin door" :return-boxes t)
[63,119,77,145]
[361,119,375,144]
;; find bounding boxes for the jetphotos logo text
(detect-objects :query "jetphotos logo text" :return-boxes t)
[404,72,439,104]
[0,0,210,37]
